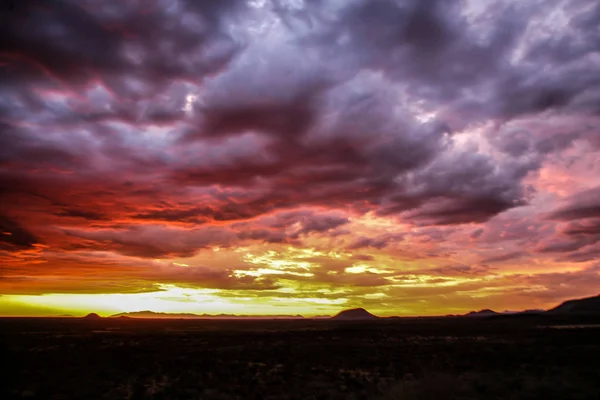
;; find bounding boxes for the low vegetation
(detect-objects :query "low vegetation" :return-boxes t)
[2,316,600,399]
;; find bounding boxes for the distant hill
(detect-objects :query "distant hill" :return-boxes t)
[331,308,379,320]
[109,311,305,319]
[502,309,545,315]
[465,309,499,317]
[82,313,102,320]
[111,311,199,319]
[547,294,600,314]
[91,294,600,321]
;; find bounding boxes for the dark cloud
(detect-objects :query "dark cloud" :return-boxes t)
[563,219,600,236]
[557,245,600,263]
[62,225,237,258]
[534,201,600,260]
[527,187,600,261]
[56,209,350,258]
[474,214,553,246]
[307,0,600,123]
[347,233,406,250]
[536,238,592,254]
[470,228,484,239]
[4,0,560,231]
[274,210,350,236]
[0,0,243,85]
[548,186,600,221]
[55,208,108,221]
[235,209,350,244]
[0,215,39,249]
[428,264,491,277]
[132,207,210,224]
[236,228,290,244]
[481,251,528,264]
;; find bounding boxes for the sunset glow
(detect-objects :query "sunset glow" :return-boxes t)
[1,0,600,317]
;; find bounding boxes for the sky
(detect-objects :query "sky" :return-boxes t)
[1,0,600,317]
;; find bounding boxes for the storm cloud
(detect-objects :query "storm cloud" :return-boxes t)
[1,0,600,314]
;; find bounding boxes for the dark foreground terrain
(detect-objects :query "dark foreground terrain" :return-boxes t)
[2,316,600,400]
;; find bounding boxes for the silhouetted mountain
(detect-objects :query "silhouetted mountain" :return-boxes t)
[111,311,198,319]
[83,313,102,320]
[110,311,305,319]
[547,294,600,314]
[503,309,545,315]
[331,308,379,320]
[524,309,545,314]
[465,309,499,317]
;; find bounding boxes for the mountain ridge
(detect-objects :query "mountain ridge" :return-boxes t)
[465,309,499,317]
[83,313,102,320]
[547,294,600,314]
[109,310,306,319]
[331,308,379,320]
[75,294,600,321]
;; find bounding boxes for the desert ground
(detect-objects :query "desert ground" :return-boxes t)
[2,315,600,400]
